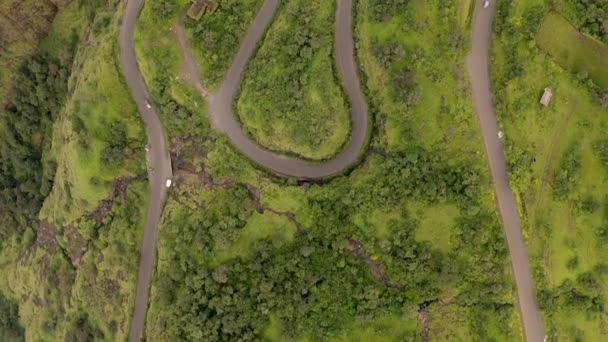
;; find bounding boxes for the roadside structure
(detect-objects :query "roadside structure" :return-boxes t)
[540,88,553,106]
[187,0,219,20]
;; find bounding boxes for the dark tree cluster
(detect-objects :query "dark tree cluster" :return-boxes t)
[0,293,24,342]
[368,0,409,22]
[538,266,606,315]
[188,0,264,87]
[552,144,582,200]
[100,121,129,166]
[567,0,608,43]
[0,54,67,234]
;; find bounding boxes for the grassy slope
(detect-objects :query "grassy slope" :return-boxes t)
[236,0,350,160]
[40,2,146,225]
[355,0,520,339]
[492,1,608,340]
[1,1,148,340]
[536,11,608,88]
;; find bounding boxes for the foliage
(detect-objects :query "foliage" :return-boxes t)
[565,0,608,43]
[151,0,178,18]
[237,0,350,160]
[0,54,66,231]
[0,293,24,341]
[100,121,129,166]
[492,0,608,338]
[0,0,57,106]
[367,0,408,22]
[552,144,582,200]
[64,312,105,342]
[186,0,263,88]
[593,139,608,170]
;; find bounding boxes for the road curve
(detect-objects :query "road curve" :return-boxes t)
[120,0,173,341]
[467,3,544,341]
[207,0,369,179]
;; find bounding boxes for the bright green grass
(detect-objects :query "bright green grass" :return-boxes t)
[458,0,474,30]
[356,0,483,165]
[210,211,297,267]
[536,11,608,88]
[549,308,606,341]
[328,313,419,341]
[40,4,145,225]
[411,203,460,253]
[236,0,350,160]
[493,6,608,338]
[352,207,403,240]
[427,304,470,340]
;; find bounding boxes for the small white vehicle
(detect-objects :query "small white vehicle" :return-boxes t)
[483,0,490,8]
[498,131,504,139]
[145,144,150,152]
[145,100,152,109]
[165,178,173,188]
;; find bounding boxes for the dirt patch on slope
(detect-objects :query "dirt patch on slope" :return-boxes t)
[90,175,144,225]
[346,239,402,289]
[418,302,430,342]
[33,220,59,254]
[63,226,88,267]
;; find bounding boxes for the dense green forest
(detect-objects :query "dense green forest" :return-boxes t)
[0,54,66,234]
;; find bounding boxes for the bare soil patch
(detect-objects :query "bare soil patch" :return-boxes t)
[63,226,88,267]
[346,239,402,289]
[90,175,144,225]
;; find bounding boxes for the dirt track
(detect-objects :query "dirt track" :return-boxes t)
[467,3,545,341]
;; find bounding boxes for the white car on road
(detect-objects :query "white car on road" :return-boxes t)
[145,100,152,109]
[165,178,173,188]
[483,0,490,8]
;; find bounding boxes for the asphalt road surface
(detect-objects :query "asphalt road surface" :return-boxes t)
[120,0,173,340]
[122,0,543,340]
[467,2,545,341]
[207,0,369,178]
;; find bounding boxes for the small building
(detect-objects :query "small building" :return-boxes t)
[540,87,553,106]
[187,0,219,20]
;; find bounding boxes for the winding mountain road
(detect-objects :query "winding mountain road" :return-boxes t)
[467,3,544,341]
[120,0,173,341]
[206,0,368,178]
[122,0,366,340]
[121,0,543,340]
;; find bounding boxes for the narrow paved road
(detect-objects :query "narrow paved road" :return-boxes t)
[467,3,544,341]
[122,0,543,340]
[207,0,368,178]
[122,0,366,340]
[120,0,173,341]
